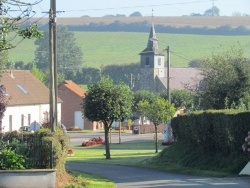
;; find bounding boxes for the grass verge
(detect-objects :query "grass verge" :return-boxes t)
[63,171,115,188]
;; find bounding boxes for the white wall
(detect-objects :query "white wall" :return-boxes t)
[2,103,61,132]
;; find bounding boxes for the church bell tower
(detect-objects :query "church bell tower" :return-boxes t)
[139,16,165,91]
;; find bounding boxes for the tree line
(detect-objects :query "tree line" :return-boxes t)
[66,22,250,36]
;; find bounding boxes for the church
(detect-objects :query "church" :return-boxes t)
[139,21,201,92]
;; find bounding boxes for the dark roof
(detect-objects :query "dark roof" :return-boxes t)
[159,68,202,90]
[0,70,61,106]
[140,23,164,56]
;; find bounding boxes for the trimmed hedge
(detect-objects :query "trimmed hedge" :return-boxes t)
[171,110,250,156]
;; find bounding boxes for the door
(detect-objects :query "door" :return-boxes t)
[74,111,84,129]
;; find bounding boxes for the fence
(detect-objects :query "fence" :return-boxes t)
[2,133,53,169]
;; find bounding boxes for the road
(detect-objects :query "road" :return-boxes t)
[68,131,159,146]
[67,132,250,188]
[66,162,250,188]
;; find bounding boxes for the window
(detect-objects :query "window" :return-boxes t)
[28,114,31,125]
[158,57,161,65]
[21,114,24,126]
[17,84,28,94]
[9,115,12,131]
[145,57,149,66]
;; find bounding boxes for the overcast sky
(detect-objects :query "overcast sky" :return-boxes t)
[32,0,249,17]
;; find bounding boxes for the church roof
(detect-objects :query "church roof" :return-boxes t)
[159,68,202,90]
[140,23,164,56]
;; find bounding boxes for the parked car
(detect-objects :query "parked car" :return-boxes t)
[19,126,34,133]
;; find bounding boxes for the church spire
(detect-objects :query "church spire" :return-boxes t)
[146,9,159,52]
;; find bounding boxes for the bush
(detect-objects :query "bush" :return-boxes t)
[0,141,26,170]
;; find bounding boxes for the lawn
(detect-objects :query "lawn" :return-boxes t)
[8,32,250,68]
[67,141,247,177]
[67,141,165,166]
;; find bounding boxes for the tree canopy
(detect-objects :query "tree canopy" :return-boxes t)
[197,45,250,110]
[34,26,83,78]
[83,77,133,159]
[137,97,175,153]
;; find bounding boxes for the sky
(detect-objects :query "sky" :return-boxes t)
[31,0,250,18]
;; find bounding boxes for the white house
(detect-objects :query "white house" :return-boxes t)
[0,70,62,132]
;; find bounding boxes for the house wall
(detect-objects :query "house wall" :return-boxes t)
[2,103,61,132]
[58,85,81,129]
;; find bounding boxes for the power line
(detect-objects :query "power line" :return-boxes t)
[58,0,214,14]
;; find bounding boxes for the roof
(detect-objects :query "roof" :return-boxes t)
[0,70,61,106]
[140,23,164,56]
[159,68,202,90]
[58,80,86,98]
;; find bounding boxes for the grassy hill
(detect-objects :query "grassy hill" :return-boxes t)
[9,31,250,68]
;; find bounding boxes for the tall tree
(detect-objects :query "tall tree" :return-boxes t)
[138,98,175,153]
[83,77,133,159]
[197,45,250,109]
[34,26,83,78]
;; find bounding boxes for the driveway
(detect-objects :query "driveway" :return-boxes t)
[66,162,250,188]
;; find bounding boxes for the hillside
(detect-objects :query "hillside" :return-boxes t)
[8,32,250,68]
[31,16,250,28]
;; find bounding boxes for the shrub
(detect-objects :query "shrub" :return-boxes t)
[0,141,26,170]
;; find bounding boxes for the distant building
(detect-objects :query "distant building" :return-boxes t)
[58,80,103,130]
[0,70,62,132]
[139,22,201,92]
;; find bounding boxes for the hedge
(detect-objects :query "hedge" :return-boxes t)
[171,110,250,156]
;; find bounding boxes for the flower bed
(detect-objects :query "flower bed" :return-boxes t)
[162,141,174,146]
[82,137,104,147]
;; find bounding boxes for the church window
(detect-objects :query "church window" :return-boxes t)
[158,57,161,65]
[146,57,149,66]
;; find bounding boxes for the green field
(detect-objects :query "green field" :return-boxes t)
[9,32,250,68]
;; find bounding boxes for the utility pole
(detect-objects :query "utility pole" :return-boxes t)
[49,0,57,132]
[166,46,171,103]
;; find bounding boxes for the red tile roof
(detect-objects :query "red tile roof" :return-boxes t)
[58,80,86,98]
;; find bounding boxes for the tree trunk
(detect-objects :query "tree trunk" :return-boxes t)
[104,124,111,159]
[155,124,158,153]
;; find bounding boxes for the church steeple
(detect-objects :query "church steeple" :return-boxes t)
[140,10,163,55]
[139,10,165,92]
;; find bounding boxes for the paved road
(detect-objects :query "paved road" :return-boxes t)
[66,162,250,188]
[68,132,158,146]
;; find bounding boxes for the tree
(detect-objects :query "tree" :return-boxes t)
[0,1,42,52]
[197,45,250,109]
[129,12,142,17]
[204,6,220,16]
[83,77,133,159]
[132,90,159,122]
[34,26,83,78]
[31,64,46,84]
[0,85,8,137]
[170,89,194,110]
[138,98,175,153]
